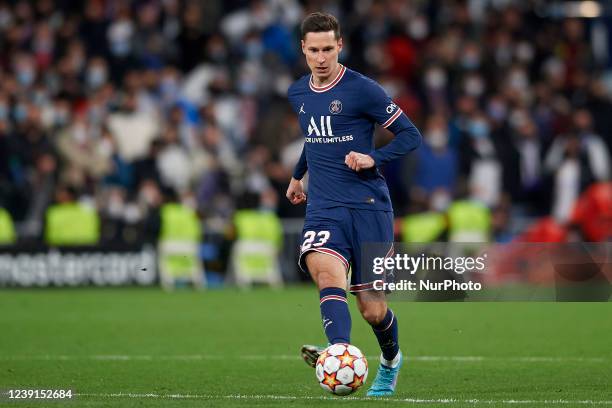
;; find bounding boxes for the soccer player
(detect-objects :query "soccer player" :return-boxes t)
[286,12,422,396]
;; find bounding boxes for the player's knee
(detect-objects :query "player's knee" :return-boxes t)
[360,306,386,325]
[316,270,344,289]
[357,299,387,325]
[306,253,346,289]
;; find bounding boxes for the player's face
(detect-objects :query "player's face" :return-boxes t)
[302,31,343,82]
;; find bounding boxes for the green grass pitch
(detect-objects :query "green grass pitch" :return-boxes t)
[0,287,610,407]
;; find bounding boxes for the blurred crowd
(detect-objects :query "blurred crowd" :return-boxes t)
[0,0,611,244]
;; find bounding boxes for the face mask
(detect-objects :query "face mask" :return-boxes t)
[97,138,113,157]
[108,195,124,217]
[544,57,564,78]
[469,120,489,139]
[89,125,101,139]
[140,186,159,206]
[431,190,451,212]
[54,109,69,126]
[509,109,528,130]
[487,100,508,122]
[460,53,480,70]
[72,123,88,143]
[427,130,448,149]
[17,69,35,87]
[408,17,428,40]
[425,68,447,89]
[602,74,612,96]
[87,67,107,88]
[123,203,142,223]
[14,104,28,122]
[209,45,228,63]
[71,54,85,72]
[33,88,49,104]
[381,81,400,99]
[0,8,11,29]
[238,79,257,95]
[495,46,512,65]
[160,77,178,100]
[508,70,528,91]
[88,105,105,125]
[464,76,485,97]
[244,41,263,60]
[111,42,130,56]
[515,42,534,63]
[181,195,196,210]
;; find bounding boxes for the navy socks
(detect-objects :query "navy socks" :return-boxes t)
[371,308,399,362]
[319,287,351,344]
[319,288,399,364]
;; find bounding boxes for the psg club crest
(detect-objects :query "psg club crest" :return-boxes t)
[329,99,342,114]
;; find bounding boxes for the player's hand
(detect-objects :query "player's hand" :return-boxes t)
[286,177,307,205]
[345,151,375,172]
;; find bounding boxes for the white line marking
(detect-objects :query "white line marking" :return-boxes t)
[0,355,608,363]
[74,393,612,405]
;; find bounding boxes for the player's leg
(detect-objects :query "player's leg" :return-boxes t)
[356,291,400,367]
[357,291,402,396]
[350,210,399,363]
[300,253,351,367]
[306,252,351,345]
[349,209,402,396]
[298,208,352,367]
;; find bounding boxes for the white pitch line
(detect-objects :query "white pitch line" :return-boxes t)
[75,393,612,405]
[0,355,608,363]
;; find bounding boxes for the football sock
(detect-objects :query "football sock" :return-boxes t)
[371,308,400,364]
[319,287,351,344]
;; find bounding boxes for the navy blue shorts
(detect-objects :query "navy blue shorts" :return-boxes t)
[298,207,394,293]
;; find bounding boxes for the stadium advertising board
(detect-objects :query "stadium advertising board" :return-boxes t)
[0,245,157,287]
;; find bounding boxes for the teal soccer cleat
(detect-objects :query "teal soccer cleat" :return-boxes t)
[366,351,403,397]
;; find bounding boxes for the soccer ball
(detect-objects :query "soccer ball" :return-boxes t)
[315,343,368,395]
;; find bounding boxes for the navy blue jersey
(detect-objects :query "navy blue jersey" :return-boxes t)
[288,65,422,212]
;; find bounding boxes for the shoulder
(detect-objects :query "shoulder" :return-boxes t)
[344,68,382,89]
[287,74,310,99]
[340,68,389,111]
[342,68,386,97]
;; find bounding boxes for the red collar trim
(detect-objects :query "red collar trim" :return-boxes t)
[309,65,346,93]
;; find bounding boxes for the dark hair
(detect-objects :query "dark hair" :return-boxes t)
[301,12,340,40]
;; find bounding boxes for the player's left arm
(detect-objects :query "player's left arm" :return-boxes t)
[287,145,307,204]
[345,80,422,171]
[369,113,422,166]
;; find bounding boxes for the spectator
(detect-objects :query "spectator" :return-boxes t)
[413,114,458,211]
[0,0,608,246]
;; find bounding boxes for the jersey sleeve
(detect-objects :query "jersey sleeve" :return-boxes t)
[361,79,405,129]
[286,85,298,114]
[292,145,307,180]
[361,79,422,166]
[287,82,307,179]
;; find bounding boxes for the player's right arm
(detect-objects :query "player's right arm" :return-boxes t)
[286,144,307,205]
[286,177,306,204]
[286,82,309,205]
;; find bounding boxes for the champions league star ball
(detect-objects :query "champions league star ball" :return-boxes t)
[315,343,368,395]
